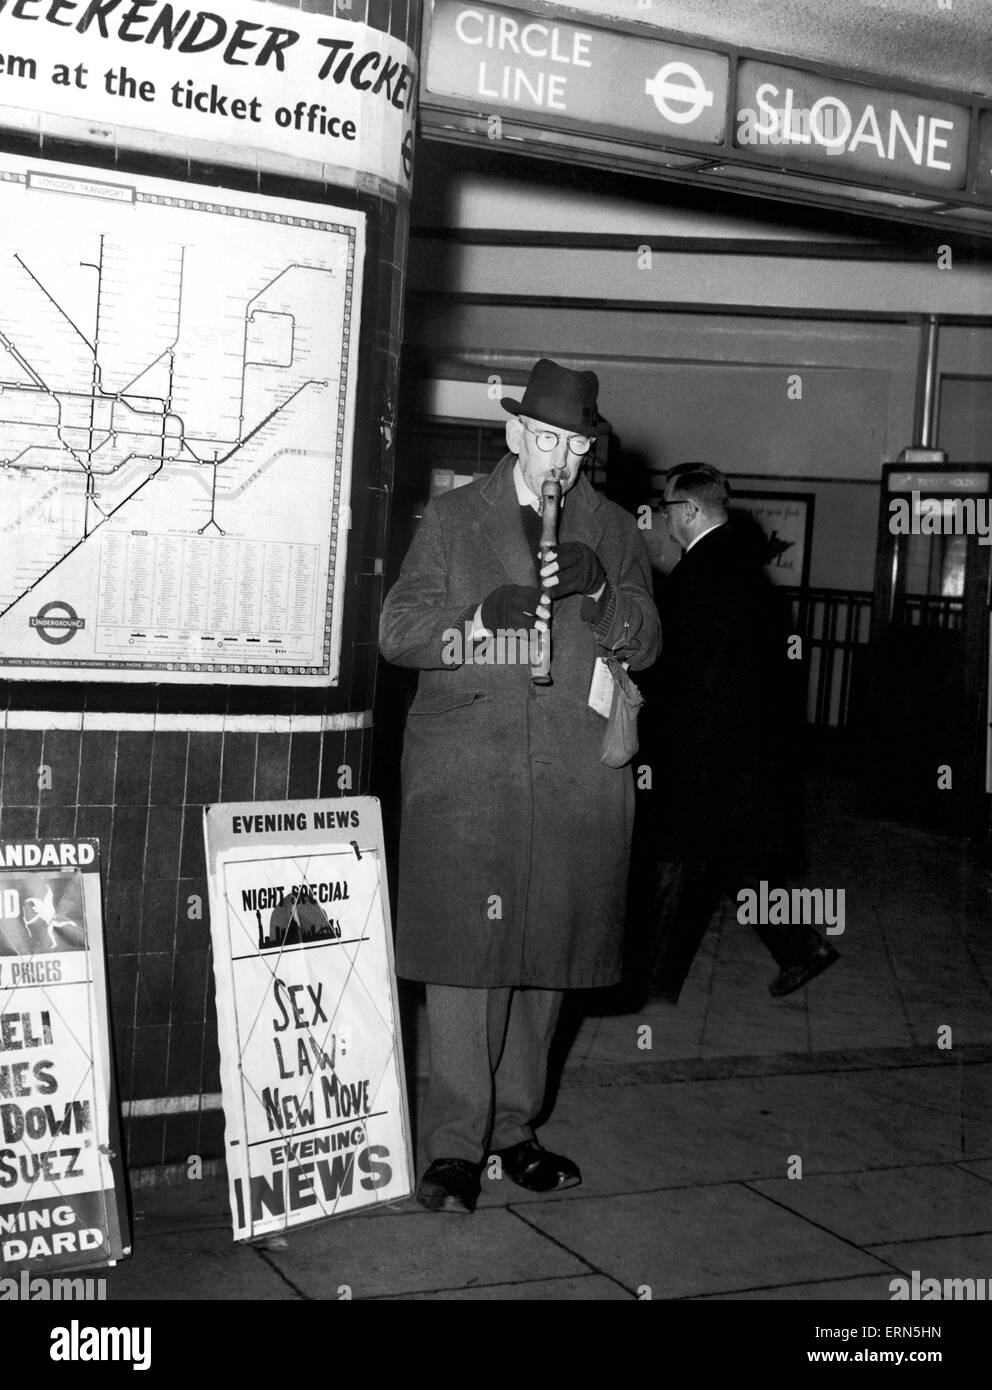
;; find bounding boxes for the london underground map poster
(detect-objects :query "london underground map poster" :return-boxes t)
[0,151,364,686]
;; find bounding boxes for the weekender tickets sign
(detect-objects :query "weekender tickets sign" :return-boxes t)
[0,0,417,190]
[0,839,128,1277]
[204,797,412,1240]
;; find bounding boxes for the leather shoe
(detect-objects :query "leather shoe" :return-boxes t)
[769,942,840,998]
[493,1140,581,1192]
[416,1158,481,1214]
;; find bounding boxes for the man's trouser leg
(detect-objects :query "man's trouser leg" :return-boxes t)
[734,871,828,969]
[490,986,564,1152]
[648,859,725,996]
[421,984,563,1163]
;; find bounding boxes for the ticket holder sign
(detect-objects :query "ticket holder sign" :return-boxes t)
[0,839,129,1281]
[204,797,413,1240]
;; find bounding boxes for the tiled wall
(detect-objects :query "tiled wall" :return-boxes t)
[0,722,372,1167]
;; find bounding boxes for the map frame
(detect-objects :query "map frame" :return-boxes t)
[0,152,366,687]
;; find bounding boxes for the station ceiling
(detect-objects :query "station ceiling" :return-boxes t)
[562,0,992,99]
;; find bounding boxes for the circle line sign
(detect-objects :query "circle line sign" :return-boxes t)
[425,1,729,145]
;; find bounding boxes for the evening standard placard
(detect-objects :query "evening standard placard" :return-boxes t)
[204,797,413,1239]
[0,839,128,1277]
[0,0,417,192]
[0,151,364,686]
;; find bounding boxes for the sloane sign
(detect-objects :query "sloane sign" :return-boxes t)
[735,60,969,190]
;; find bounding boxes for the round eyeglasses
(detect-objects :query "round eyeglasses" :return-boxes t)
[520,421,594,455]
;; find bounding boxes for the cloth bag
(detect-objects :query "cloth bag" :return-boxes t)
[600,657,644,768]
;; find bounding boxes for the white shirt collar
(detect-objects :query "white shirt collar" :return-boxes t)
[685,519,727,553]
[513,460,542,511]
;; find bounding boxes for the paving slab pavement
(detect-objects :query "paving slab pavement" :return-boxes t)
[97,1053,992,1304]
[79,783,992,1314]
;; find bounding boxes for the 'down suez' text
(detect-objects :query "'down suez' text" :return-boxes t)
[1,1093,93,1189]
[0,1007,93,1191]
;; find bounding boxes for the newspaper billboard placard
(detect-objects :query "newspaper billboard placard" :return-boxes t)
[204,797,412,1240]
[0,839,129,1278]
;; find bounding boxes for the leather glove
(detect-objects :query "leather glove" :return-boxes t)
[481,584,542,632]
[549,542,605,598]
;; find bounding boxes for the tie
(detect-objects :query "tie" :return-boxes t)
[520,503,543,582]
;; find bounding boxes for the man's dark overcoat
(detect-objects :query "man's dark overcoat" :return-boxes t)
[648,523,805,872]
[379,454,661,989]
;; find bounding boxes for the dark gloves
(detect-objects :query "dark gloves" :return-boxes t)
[481,584,542,632]
[550,542,605,598]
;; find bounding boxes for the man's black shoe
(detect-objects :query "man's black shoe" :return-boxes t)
[769,942,840,998]
[493,1140,581,1193]
[416,1158,481,1213]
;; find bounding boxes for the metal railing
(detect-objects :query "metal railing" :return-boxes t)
[792,588,966,729]
[897,594,964,630]
[793,589,873,729]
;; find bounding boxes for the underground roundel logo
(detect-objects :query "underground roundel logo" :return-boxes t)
[29,600,85,645]
[644,61,715,125]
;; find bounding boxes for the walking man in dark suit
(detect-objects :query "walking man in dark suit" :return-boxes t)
[645,462,839,1000]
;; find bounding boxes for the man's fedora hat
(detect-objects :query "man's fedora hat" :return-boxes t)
[501,358,611,437]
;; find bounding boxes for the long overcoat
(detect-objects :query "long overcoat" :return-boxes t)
[379,454,661,989]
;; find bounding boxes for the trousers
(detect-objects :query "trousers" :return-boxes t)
[421,984,564,1164]
[648,859,825,995]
